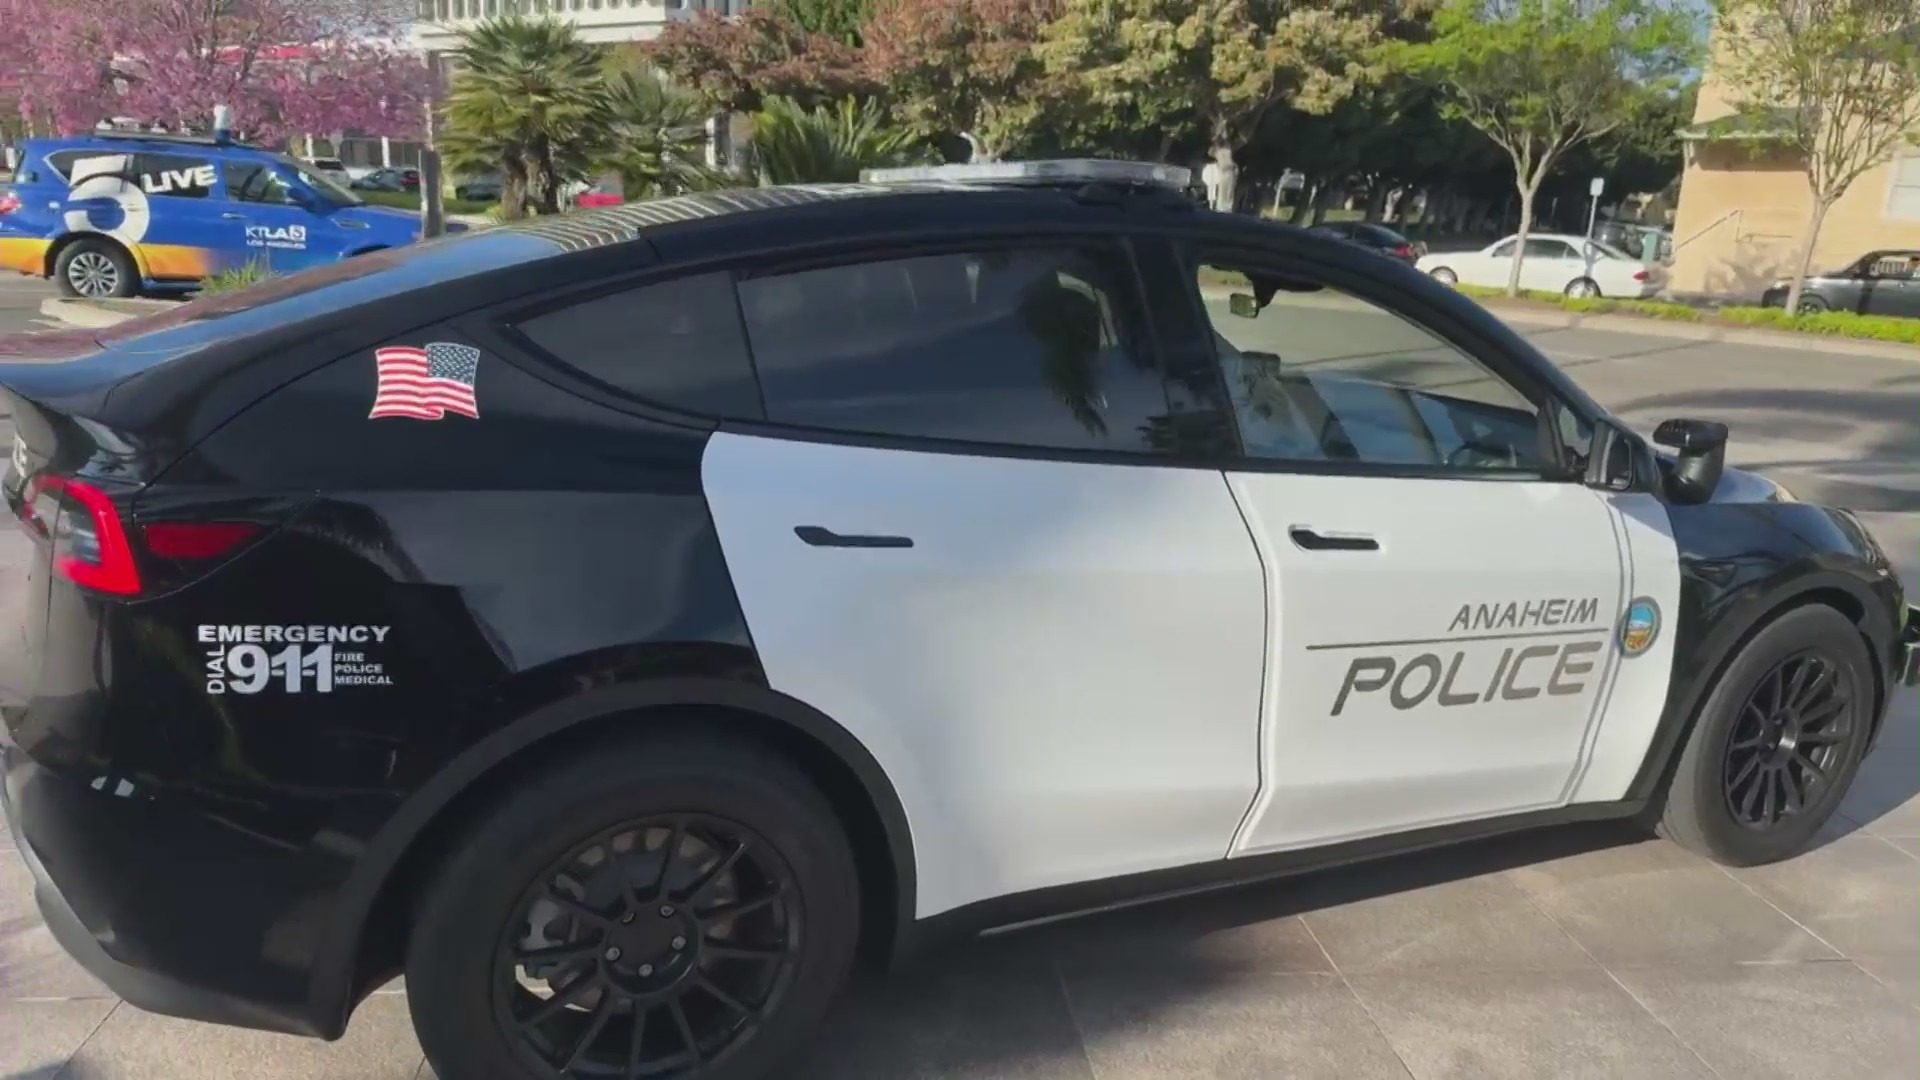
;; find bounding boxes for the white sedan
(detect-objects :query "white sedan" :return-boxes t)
[1417,233,1660,298]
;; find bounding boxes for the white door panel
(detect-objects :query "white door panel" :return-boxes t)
[702,432,1267,917]
[1571,493,1682,801]
[1227,473,1627,854]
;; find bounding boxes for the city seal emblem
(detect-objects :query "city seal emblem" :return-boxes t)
[1619,597,1661,657]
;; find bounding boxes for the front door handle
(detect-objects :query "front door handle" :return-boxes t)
[1289,527,1378,552]
[794,526,914,549]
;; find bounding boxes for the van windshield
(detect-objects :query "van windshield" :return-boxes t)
[275,154,363,208]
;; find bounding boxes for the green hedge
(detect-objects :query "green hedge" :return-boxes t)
[356,190,495,216]
[1455,284,1920,346]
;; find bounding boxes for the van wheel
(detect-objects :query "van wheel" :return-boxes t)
[406,731,860,1080]
[1658,605,1874,866]
[55,239,138,299]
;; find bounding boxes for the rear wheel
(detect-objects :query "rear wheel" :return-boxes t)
[54,239,137,299]
[407,732,860,1080]
[1565,277,1601,299]
[1658,605,1874,866]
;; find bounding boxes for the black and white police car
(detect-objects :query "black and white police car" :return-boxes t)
[1,159,1915,1080]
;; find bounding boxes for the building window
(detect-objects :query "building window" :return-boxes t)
[1890,148,1920,222]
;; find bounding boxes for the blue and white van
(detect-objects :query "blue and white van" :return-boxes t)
[0,131,433,298]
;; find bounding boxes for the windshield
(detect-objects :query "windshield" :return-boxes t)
[275,153,363,207]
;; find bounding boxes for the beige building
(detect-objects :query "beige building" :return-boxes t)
[1668,36,1920,300]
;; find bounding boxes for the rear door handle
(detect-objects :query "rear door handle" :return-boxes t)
[1289,527,1378,552]
[794,526,914,549]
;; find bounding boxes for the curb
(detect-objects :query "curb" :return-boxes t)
[39,296,170,329]
[1478,302,1919,362]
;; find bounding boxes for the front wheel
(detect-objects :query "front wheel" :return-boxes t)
[1658,604,1875,866]
[1428,267,1458,286]
[54,238,138,299]
[407,731,861,1080]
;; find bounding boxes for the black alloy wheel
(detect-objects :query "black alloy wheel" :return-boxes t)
[1657,603,1874,866]
[1722,652,1853,830]
[499,815,799,1078]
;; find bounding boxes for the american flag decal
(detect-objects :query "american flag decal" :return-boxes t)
[369,342,481,421]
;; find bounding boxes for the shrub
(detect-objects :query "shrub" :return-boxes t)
[1716,306,1920,344]
[197,260,274,296]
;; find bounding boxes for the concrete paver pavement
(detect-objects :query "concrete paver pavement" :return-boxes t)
[1,278,1916,1078]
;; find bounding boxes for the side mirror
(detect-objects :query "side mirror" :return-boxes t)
[1228,292,1261,318]
[1652,418,1729,505]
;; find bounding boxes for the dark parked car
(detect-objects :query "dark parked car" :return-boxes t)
[351,167,420,193]
[1305,220,1425,265]
[1761,250,1920,318]
[1,160,1914,1080]
[456,175,504,202]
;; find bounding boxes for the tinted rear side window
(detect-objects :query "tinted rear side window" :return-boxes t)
[736,246,1172,454]
[512,271,761,418]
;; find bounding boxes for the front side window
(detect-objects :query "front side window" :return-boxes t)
[1195,261,1550,474]
[225,163,296,205]
[738,246,1172,454]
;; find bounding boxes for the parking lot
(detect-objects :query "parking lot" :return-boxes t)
[1,274,1917,1078]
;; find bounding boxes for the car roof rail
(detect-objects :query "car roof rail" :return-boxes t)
[90,130,262,151]
[861,159,1193,192]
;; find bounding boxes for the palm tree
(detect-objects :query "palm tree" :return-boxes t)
[749,96,926,185]
[598,67,727,200]
[441,17,604,218]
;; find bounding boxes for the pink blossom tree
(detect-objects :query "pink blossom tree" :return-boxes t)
[8,0,428,143]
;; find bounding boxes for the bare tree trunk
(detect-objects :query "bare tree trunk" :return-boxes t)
[1208,139,1238,214]
[1363,182,1390,222]
[1506,182,1539,298]
[1783,197,1833,316]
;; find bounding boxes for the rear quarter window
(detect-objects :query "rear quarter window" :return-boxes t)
[509,272,762,418]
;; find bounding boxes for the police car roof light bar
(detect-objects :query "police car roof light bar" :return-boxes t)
[861,159,1193,190]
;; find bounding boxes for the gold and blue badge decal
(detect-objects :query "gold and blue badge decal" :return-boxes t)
[1620,597,1661,657]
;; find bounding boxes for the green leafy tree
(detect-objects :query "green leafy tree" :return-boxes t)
[597,64,728,200]
[863,0,1067,163]
[441,16,605,218]
[1038,0,1399,212]
[770,0,876,46]
[644,8,875,114]
[1712,0,1920,314]
[750,96,927,184]
[1396,0,1698,294]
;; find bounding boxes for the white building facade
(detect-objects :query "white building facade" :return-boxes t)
[411,0,748,51]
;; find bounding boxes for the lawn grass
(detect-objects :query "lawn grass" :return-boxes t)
[1453,283,1920,346]
[356,190,496,216]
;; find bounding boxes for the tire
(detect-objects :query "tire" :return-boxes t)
[407,731,861,1080]
[54,238,138,299]
[1428,267,1457,286]
[1795,295,1829,314]
[1658,604,1875,866]
[1565,277,1601,299]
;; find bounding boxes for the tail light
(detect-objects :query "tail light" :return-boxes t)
[29,475,143,595]
[1633,270,1650,282]
[0,193,20,215]
[17,475,262,597]
[1394,245,1415,258]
